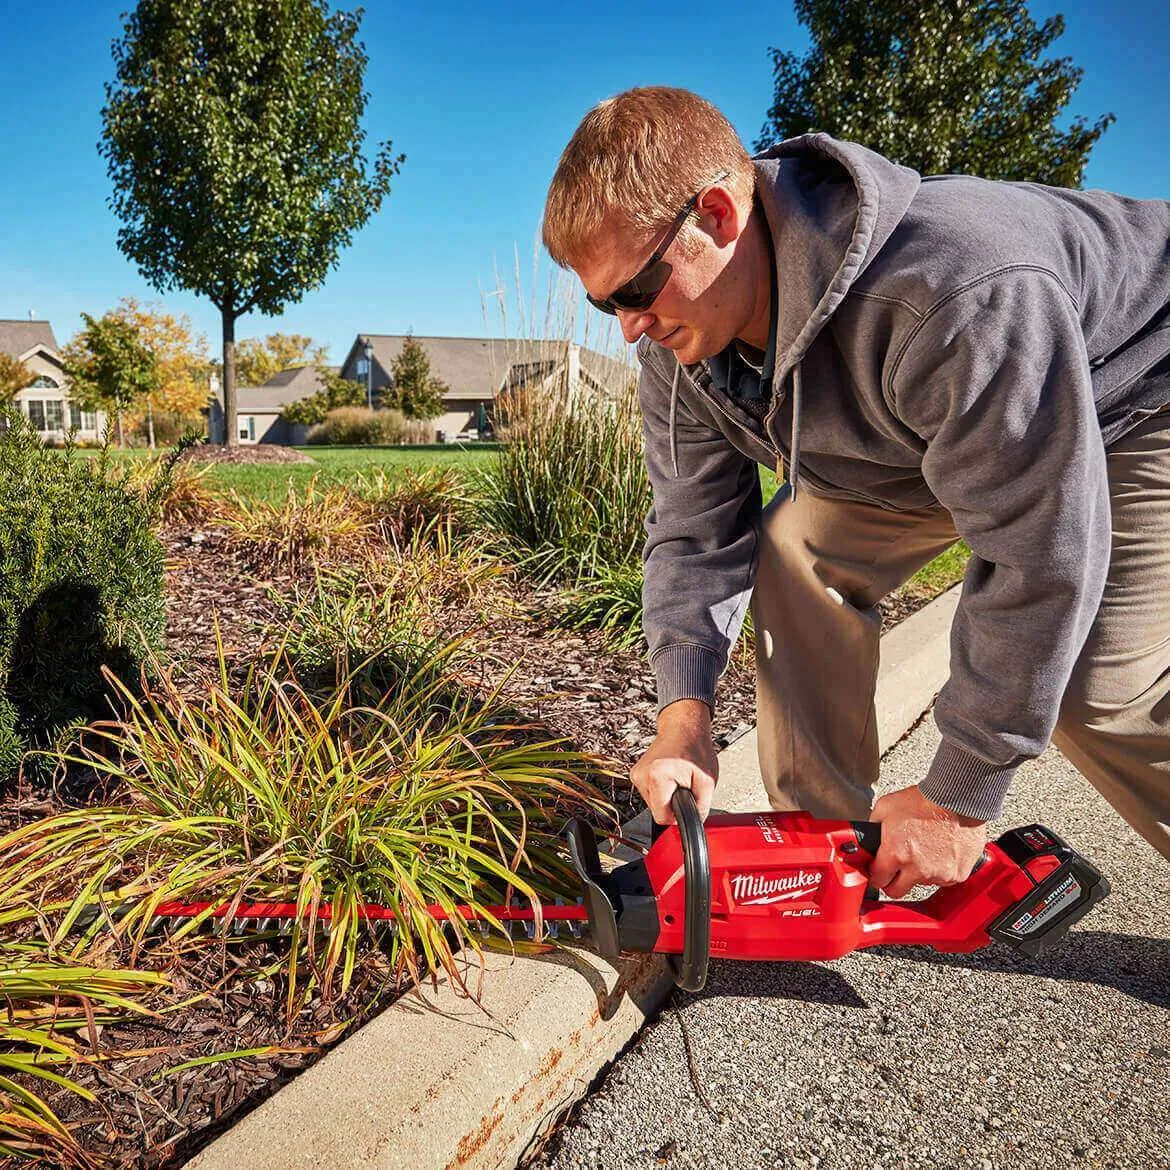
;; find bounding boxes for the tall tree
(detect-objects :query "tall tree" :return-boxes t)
[236,332,329,389]
[101,0,403,446]
[61,313,161,447]
[114,297,214,446]
[0,354,31,402]
[386,334,447,420]
[756,0,1114,186]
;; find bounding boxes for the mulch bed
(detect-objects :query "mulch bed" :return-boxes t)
[3,518,932,1169]
[177,443,314,464]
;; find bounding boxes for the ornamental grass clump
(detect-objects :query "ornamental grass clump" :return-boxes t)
[120,452,223,527]
[472,377,650,586]
[306,406,410,446]
[350,465,470,547]
[555,562,646,652]
[0,637,615,1021]
[278,535,508,680]
[0,949,166,1166]
[0,412,166,783]
[221,473,376,572]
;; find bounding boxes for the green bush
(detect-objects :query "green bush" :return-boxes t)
[307,406,409,446]
[0,412,166,781]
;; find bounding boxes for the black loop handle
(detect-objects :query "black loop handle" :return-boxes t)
[668,788,710,992]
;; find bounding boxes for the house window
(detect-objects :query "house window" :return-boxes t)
[239,416,256,441]
[44,401,65,431]
[355,357,369,377]
[69,404,99,431]
[26,400,46,429]
[30,376,59,389]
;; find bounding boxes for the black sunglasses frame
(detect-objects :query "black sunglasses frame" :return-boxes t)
[586,170,731,316]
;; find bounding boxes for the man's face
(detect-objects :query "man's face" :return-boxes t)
[573,209,743,366]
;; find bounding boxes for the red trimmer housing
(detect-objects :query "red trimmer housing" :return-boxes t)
[566,790,1109,991]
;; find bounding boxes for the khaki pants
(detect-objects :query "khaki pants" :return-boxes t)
[750,406,1170,862]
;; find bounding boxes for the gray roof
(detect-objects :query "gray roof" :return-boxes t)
[345,335,634,400]
[0,319,59,358]
[230,364,334,412]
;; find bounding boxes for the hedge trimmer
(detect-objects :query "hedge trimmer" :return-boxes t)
[145,792,1108,992]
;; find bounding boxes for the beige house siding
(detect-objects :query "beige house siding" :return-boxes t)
[1,322,105,442]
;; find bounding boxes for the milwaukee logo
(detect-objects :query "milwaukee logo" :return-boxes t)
[731,869,822,905]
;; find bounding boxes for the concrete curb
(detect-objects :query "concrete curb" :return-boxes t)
[185,583,961,1170]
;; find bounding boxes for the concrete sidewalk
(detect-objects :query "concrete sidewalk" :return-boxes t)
[528,718,1170,1170]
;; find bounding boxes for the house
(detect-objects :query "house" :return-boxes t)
[0,319,104,442]
[338,335,633,442]
[206,365,336,445]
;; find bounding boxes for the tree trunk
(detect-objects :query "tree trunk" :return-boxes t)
[146,401,156,449]
[116,404,125,448]
[222,306,238,447]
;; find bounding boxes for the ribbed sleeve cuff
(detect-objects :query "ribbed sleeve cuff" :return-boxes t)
[651,644,720,716]
[919,739,1019,823]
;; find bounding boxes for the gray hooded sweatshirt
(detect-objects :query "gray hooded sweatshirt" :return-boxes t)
[638,132,1170,822]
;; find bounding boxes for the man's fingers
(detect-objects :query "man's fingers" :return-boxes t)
[689,767,716,820]
[882,870,918,900]
[868,845,899,891]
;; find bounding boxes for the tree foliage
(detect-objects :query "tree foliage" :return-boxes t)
[0,354,31,402]
[100,0,403,444]
[281,369,366,426]
[386,335,447,420]
[236,332,329,389]
[113,297,213,418]
[61,313,161,446]
[756,0,1114,186]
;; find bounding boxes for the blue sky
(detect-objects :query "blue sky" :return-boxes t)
[1,1,1166,365]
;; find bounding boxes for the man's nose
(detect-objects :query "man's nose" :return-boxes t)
[616,307,655,344]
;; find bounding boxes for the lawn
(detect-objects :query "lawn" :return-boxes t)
[85,442,502,503]
[209,444,502,501]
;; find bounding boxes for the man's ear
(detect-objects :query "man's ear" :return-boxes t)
[695,183,744,247]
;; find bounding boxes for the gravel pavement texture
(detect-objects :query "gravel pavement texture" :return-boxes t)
[527,717,1170,1170]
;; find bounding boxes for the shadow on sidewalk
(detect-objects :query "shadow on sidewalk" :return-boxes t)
[681,929,1169,1010]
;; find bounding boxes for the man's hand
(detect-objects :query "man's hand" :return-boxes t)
[630,699,718,825]
[869,784,988,898]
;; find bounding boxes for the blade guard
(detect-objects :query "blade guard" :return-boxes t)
[566,788,710,991]
[564,815,620,962]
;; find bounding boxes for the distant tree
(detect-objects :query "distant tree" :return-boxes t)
[386,335,447,420]
[113,297,213,446]
[62,313,161,447]
[756,0,1114,186]
[101,0,404,446]
[236,332,329,389]
[281,368,366,426]
[0,353,32,402]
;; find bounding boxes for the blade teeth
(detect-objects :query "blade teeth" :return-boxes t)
[546,921,559,940]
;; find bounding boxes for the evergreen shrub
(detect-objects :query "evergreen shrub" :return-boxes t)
[0,412,166,780]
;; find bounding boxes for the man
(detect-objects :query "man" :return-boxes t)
[541,86,1170,896]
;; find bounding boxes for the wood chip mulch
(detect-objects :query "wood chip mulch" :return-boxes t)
[177,443,314,465]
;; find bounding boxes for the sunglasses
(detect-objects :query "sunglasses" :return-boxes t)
[586,170,731,316]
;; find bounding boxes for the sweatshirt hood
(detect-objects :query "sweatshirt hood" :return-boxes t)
[754,133,921,383]
[661,133,920,492]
